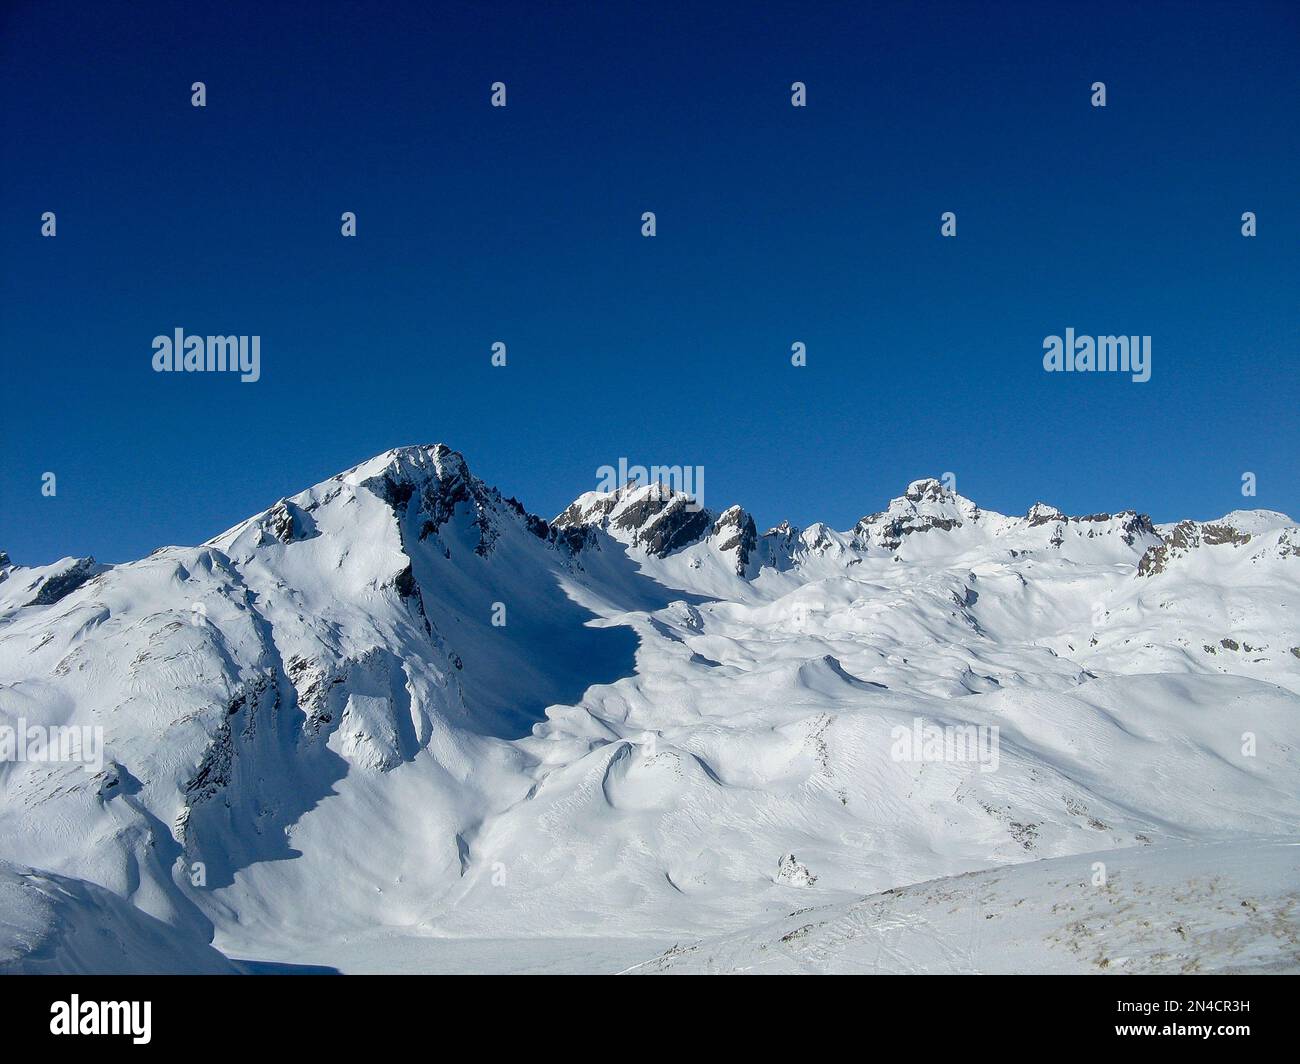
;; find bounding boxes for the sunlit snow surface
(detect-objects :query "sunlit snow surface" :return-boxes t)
[1,446,1297,973]
[629,840,1300,974]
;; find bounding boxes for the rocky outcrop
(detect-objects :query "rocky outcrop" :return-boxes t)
[1026,502,1065,526]
[555,483,714,559]
[259,499,318,544]
[711,506,757,574]
[615,492,712,557]
[25,557,99,607]
[854,478,972,552]
[1139,518,1253,576]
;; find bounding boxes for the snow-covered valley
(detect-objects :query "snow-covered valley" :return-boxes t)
[2,444,1297,973]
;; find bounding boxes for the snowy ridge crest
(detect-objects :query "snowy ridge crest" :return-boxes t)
[1,444,1297,974]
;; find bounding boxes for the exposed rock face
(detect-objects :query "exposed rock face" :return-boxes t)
[332,443,585,565]
[552,493,618,529]
[1139,518,1255,576]
[548,473,1198,574]
[553,483,714,559]
[902,478,951,506]
[1203,523,1253,546]
[1138,544,1169,577]
[1077,511,1159,546]
[364,444,504,556]
[259,499,318,544]
[25,557,99,607]
[872,515,960,551]
[612,491,712,557]
[853,478,974,551]
[1027,505,1160,552]
[1027,502,1065,526]
[711,506,757,575]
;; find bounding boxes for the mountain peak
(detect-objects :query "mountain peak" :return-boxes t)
[554,482,712,558]
[5,444,1300,976]
[1026,502,1065,525]
[903,478,952,504]
[343,443,471,489]
[889,477,978,518]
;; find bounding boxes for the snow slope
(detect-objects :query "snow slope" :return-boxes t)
[0,446,1296,972]
[627,839,1300,974]
[0,861,234,974]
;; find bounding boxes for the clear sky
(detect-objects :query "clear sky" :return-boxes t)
[2,0,1297,565]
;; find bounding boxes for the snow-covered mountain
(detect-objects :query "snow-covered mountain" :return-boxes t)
[1,444,1297,974]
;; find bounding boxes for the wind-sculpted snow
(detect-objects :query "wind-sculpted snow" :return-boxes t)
[0,861,234,974]
[0,444,1296,972]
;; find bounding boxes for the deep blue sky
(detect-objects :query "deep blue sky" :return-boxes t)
[3,0,1297,565]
